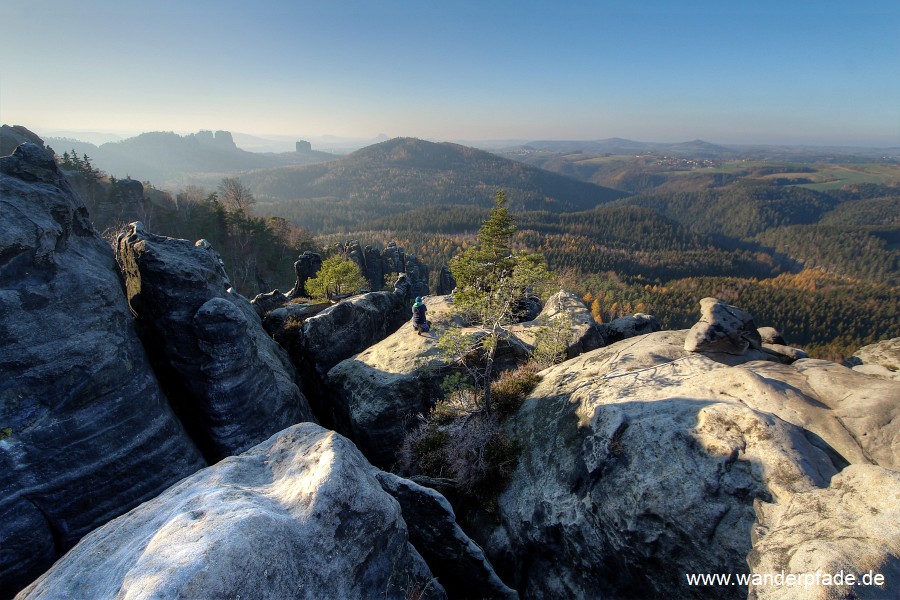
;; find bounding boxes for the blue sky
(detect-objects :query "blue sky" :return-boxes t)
[2,0,898,146]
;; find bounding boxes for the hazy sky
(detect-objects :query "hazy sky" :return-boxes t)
[2,0,898,146]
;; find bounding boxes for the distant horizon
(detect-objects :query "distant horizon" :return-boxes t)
[28,126,900,154]
[3,1,898,150]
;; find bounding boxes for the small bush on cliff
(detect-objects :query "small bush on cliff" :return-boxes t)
[398,363,541,511]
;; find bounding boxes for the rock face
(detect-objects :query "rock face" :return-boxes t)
[298,277,414,380]
[492,329,900,599]
[18,424,447,600]
[600,312,661,344]
[117,223,314,461]
[845,337,900,381]
[748,464,900,600]
[437,265,456,295]
[288,250,323,299]
[685,297,763,355]
[325,295,452,468]
[338,239,430,296]
[510,290,604,359]
[0,144,205,595]
[377,472,518,600]
[1,125,45,156]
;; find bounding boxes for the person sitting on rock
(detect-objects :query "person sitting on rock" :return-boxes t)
[412,296,429,335]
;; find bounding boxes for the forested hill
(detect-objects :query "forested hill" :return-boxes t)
[244,137,629,228]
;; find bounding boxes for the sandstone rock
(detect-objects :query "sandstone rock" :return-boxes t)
[326,295,459,468]
[748,464,900,600]
[437,265,456,295]
[0,125,45,156]
[117,224,314,461]
[250,288,290,316]
[493,330,898,599]
[18,424,446,600]
[685,297,763,355]
[757,326,786,345]
[761,343,808,363]
[298,281,414,381]
[0,145,205,594]
[377,471,518,600]
[600,312,661,345]
[846,337,900,382]
[288,250,323,299]
[510,290,603,359]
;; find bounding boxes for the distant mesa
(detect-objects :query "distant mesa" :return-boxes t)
[191,129,237,150]
[296,140,312,153]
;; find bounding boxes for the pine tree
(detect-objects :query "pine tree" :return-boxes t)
[442,189,551,415]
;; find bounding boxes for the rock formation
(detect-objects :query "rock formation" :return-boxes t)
[845,337,900,381]
[437,265,456,295]
[377,472,518,600]
[0,125,45,156]
[288,250,324,299]
[338,239,430,296]
[117,224,314,461]
[685,297,762,354]
[326,295,459,468]
[490,329,900,599]
[748,464,900,600]
[18,424,447,600]
[0,144,206,594]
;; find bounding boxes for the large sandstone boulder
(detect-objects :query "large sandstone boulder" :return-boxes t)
[0,144,205,595]
[117,223,314,461]
[685,297,763,355]
[326,295,457,468]
[18,424,446,600]
[748,464,900,600]
[510,290,604,359]
[492,330,900,599]
[845,337,900,382]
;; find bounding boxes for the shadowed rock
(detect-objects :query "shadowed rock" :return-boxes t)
[0,144,205,596]
[18,424,447,600]
[117,223,314,461]
[377,472,518,600]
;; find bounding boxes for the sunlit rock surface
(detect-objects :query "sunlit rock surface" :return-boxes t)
[17,424,447,600]
[493,330,900,599]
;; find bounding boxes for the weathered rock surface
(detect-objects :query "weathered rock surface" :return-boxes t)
[327,292,661,469]
[117,223,314,461]
[685,297,763,355]
[599,312,661,344]
[493,330,900,599]
[288,250,323,299]
[510,290,604,359]
[437,265,456,295]
[338,239,430,296]
[757,326,785,345]
[326,295,456,468]
[18,424,447,600]
[377,471,518,600]
[748,464,900,600]
[845,337,900,382]
[298,277,414,381]
[0,125,45,156]
[0,144,205,595]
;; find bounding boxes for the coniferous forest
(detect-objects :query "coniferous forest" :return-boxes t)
[54,138,899,361]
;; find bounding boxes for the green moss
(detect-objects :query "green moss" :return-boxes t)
[0,427,12,440]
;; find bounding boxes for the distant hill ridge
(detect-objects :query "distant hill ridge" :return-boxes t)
[245,137,629,216]
[42,129,336,185]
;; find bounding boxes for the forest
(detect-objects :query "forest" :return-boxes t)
[57,144,900,362]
